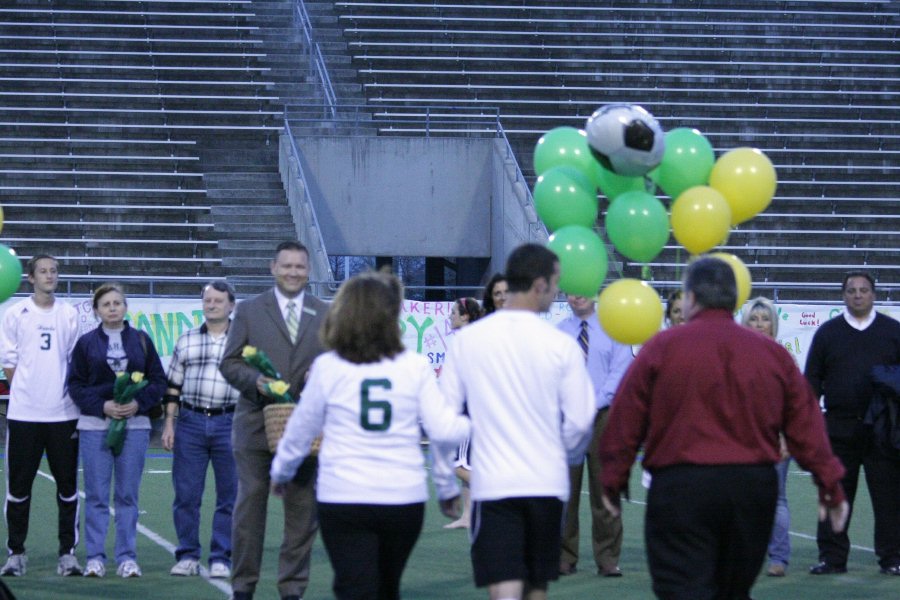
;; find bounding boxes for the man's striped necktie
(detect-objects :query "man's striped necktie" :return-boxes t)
[286,301,299,343]
[578,320,589,361]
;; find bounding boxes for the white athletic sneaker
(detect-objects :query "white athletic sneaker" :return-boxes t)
[116,560,142,578]
[208,562,231,579]
[83,558,105,578]
[169,558,200,576]
[57,554,82,576]
[0,554,26,576]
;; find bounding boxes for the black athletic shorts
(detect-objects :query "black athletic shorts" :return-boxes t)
[470,496,563,588]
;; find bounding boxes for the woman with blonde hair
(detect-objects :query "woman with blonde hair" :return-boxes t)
[742,296,791,577]
[270,271,470,599]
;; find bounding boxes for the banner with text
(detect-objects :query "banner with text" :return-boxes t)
[4,298,895,374]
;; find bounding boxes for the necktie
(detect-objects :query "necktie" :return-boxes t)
[578,320,589,362]
[286,301,299,343]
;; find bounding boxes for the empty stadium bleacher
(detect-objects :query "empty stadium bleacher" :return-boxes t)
[1,0,896,302]
[0,0,304,296]
[325,0,898,301]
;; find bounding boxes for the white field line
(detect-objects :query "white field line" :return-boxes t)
[37,469,231,596]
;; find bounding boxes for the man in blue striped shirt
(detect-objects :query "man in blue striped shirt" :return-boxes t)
[557,294,632,578]
[162,281,241,580]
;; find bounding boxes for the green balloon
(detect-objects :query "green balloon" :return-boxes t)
[533,166,598,232]
[651,127,715,200]
[533,127,602,189]
[596,163,647,201]
[605,191,670,263]
[0,244,22,303]
[547,225,609,297]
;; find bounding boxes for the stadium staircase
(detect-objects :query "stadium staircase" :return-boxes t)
[326,0,899,302]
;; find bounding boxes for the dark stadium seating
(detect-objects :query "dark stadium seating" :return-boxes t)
[1,0,896,301]
[0,0,298,296]
[327,0,898,301]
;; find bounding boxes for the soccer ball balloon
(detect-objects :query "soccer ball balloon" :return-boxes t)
[585,104,665,177]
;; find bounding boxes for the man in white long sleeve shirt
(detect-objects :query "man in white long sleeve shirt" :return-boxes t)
[440,244,596,600]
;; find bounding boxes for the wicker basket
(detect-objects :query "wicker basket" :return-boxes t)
[263,403,296,453]
[263,402,322,457]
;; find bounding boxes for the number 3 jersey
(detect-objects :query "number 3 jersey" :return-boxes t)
[0,297,80,421]
[270,349,470,504]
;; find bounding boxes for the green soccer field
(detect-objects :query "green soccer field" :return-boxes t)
[1,451,895,600]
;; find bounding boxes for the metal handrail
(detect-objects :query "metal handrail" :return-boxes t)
[293,0,337,118]
[493,119,548,244]
[283,118,337,285]
[284,102,504,134]
[19,280,898,305]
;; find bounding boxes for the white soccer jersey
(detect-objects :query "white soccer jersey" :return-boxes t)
[270,349,470,504]
[0,298,80,422]
[440,310,596,502]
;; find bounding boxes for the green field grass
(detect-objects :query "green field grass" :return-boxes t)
[1,452,896,600]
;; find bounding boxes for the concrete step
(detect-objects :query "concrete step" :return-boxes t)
[218,239,282,251]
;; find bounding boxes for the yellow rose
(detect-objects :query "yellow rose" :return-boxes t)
[269,380,290,396]
[131,372,144,383]
[242,345,257,358]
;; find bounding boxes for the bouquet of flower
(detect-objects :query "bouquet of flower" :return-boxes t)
[242,345,294,404]
[241,345,281,379]
[106,371,149,456]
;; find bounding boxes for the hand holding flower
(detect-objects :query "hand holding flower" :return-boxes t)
[106,371,151,456]
[264,379,295,404]
[103,399,138,419]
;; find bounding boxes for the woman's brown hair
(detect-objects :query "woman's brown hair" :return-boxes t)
[321,270,404,364]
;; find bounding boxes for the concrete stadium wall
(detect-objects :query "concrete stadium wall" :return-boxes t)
[295,137,493,257]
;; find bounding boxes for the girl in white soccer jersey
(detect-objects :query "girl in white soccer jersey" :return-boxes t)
[270,271,470,600]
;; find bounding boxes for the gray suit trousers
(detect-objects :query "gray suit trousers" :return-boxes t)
[231,446,318,597]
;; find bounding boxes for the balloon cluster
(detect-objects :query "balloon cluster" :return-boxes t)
[0,208,21,304]
[534,105,777,344]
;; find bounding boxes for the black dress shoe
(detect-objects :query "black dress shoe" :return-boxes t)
[880,565,900,575]
[599,566,623,577]
[809,561,847,575]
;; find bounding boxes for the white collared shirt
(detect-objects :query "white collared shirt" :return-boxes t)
[274,288,305,326]
[843,308,876,331]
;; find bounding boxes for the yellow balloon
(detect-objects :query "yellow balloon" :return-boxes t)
[709,252,751,310]
[709,147,777,225]
[670,186,731,255]
[597,279,664,345]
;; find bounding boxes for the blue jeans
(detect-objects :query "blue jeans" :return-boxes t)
[767,458,791,566]
[172,410,236,566]
[80,428,150,565]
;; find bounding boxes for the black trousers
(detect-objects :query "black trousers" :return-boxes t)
[645,464,777,600]
[4,419,80,556]
[318,502,424,600]
[818,420,900,569]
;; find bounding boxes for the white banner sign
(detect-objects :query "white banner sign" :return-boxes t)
[3,297,896,374]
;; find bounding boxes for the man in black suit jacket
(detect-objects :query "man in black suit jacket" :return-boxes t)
[220,241,329,600]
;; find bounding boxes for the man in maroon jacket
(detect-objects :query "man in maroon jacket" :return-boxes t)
[599,257,848,600]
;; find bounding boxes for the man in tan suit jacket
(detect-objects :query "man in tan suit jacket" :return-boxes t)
[220,241,329,600]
